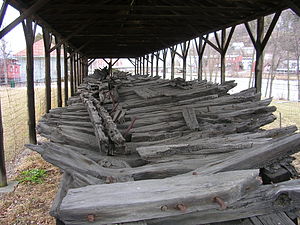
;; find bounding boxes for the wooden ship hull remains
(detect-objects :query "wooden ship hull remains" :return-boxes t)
[28,69,300,225]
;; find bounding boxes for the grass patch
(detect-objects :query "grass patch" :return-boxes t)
[17,168,47,184]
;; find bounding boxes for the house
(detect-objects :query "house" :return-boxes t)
[0,58,21,84]
[14,39,64,82]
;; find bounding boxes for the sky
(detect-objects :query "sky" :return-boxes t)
[2,1,42,54]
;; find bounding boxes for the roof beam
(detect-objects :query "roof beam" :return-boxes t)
[0,0,50,39]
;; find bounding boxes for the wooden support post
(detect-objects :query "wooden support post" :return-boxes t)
[75,54,78,86]
[244,11,281,94]
[255,18,264,94]
[55,36,62,107]
[0,97,7,187]
[146,54,149,75]
[139,57,142,75]
[77,53,80,85]
[42,27,51,113]
[203,27,235,84]
[194,36,207,81]
[22,18,37,144]
[220,29,226,84]
[180,41,190,80]
[142,56,145,75]
[151,53,154,77]
[79,55,82,83]
[170,46,177,80]
[64,45,69,106]
[162,49,168,79]
[134,58,137,74]
[156,51,160,76]
[136,58,139,74]
[73,54,77,93]
[70,53,74,96]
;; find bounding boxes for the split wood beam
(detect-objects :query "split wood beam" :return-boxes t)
[55,36,62,107]
[244,11,281,94]
[180,41,191,80]
[0,0,50,39]
[22,18,37,144]
[194,36,207,80]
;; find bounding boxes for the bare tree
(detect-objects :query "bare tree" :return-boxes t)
[0,38,11,84]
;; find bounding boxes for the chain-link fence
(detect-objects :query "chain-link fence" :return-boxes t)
[0,81,68,163]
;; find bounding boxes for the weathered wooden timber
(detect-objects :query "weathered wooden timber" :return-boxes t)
[29,69,300,225]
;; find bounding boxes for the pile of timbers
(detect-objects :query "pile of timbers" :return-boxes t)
[28,69,300,225]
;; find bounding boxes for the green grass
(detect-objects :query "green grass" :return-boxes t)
[17,168,47,184]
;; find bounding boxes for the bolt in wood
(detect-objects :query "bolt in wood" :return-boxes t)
[213,196,227,210]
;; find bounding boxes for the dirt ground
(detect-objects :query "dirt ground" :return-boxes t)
[0,149,61,225]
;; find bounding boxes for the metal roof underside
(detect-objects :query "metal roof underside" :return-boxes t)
[9,0,298,58]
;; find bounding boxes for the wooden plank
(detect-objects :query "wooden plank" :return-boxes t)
[148,179,300,225]
[192,133,300,175]
[182,108,199,130]
[59,170,261,225]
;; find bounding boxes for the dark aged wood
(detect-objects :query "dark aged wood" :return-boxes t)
[150,53,154,77]
[0,0,8,28]
[22,18,37,144]
[55,36,63,107]
[194,36,206,80]
[9,0,290,58]
[43,27,52,113]
[0,98,7,187]
[180,41,190,80]
[59,170,261,224]
[64,45,69,106]
[70,54,74,96]
[29,71,300,225]
[155,51,160,76]
[170,45,177,79]
[162,49,168,79]
[73,54,77,93]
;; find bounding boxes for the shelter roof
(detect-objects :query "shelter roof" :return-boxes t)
[9,0,297,58]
